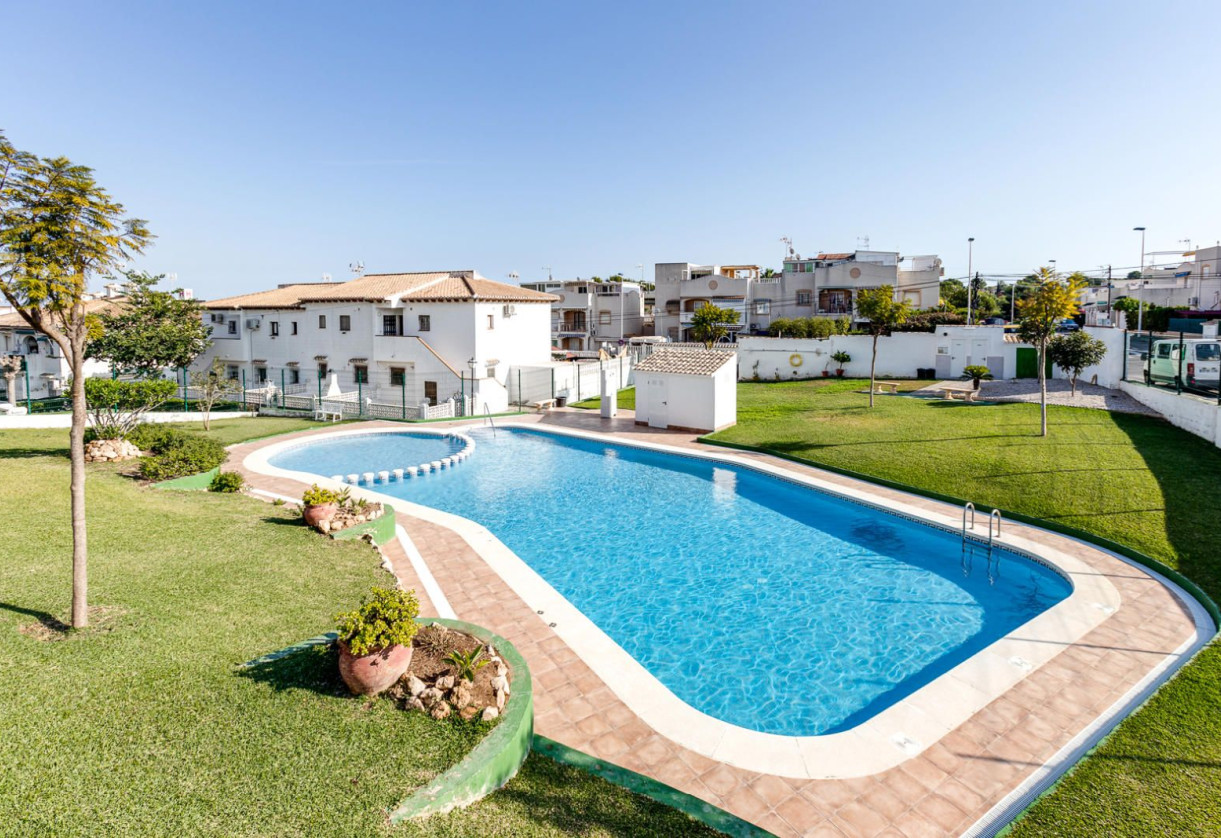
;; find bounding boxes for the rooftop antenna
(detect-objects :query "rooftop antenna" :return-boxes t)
[857,235,870,250]
[1180,238,1193,253]
[349,260,365,275]
[321,273,332,282]
[508,271,520,284]
[780,236,793,260]
[542,265,552,281]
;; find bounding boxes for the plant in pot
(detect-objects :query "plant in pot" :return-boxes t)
[334,587,420,695]
[962,364,992,391]
[301,484,348,529]
[831,350,851,377]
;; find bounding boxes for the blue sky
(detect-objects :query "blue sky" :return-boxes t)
[6,0,1220,297]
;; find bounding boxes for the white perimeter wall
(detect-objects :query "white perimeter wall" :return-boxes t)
[1119,380,1221,448]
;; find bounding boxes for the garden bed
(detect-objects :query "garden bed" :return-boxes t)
[388,622,513,723]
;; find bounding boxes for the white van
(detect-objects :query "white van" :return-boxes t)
[1143,339,1221,388]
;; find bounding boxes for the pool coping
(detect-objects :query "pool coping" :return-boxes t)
[238,422,1206,784]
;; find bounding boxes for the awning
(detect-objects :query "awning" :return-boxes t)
[349,357,369,364]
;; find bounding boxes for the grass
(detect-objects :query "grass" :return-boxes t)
[571,387,636,411]
[707,378,1221,837]
[0,417,719,837]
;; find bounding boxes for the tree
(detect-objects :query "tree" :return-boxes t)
[689,302,739,348]
[1127,270,1142,280]
[1017,268,1085,436]
[856,285,912,407]
[190,358,242,430]
[0,131,152,628]
[1048,330,1107,396]
[88,271,209,377]
[84,378,177,439]
[761,267,778,278]
[940,278,968,309]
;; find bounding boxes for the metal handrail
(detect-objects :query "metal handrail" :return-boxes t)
[962,502,975,538]
[989,509,1003,542]
[483,404,497,437]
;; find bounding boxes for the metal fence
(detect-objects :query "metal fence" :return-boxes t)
[1122,329,1221,403]
[508,355,637,407]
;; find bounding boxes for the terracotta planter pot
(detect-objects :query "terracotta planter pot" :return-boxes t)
[821,370,830,377]
[303,502,338,529]
[337,640,413,696]
[835,369,845,377]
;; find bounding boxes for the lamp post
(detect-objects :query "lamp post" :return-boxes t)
[966,237,975,325]
[1134,227,1146,331]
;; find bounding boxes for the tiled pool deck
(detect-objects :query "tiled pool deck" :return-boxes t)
[230,413,1210,838]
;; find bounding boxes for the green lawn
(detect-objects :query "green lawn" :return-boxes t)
[708,379,1221,837]
[571,387,636,411]
[0,418,718,837]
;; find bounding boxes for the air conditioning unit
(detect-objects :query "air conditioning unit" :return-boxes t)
[503,304,517,317]
[245,318,261,329]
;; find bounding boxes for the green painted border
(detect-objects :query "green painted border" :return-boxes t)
[387,617,533,822]
[153,466,220,491]
[698,436,1221,627]
[532,735,775,838]
[330,504,397,546]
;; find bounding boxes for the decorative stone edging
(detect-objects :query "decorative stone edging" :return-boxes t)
[331,432,476,486]
[235,617,534,823]
[387,617,532,822]
[532,735,775,838]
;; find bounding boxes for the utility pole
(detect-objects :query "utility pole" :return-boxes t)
[1106,265,1113,324]
[1134,227,1146,332]
[966,237,975,325]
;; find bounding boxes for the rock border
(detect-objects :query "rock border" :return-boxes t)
[386,617,534,822]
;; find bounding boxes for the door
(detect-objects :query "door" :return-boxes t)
[1016,348,1037,378]
[647,378,669,428]
[424,380,437,405]
[970,339,990,368]
[949,340,967,378]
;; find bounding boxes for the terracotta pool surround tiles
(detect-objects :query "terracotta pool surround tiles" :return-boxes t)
[230,415,1212,838]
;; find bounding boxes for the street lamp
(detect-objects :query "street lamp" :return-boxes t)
[1134,227,1146,331]
[966,238,975,325]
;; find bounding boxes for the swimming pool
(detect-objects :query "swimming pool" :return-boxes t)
[269,427,1072,737]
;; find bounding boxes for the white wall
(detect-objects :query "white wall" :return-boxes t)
[1119,381,1221,447]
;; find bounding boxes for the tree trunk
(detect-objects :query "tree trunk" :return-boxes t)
[1037,341,1048,437]
[69,340,89,628]
[869,334,879,408]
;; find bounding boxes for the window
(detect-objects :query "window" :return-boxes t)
[796,290,812,306]
[487,314,495,330]
[291,321,298,335]
[318,362,328,379]
[226,365,239,380]
[667,326,679,340]
[424,380,438,406]
[382,314,403,336]
[318,315,327,329]
[210,313,222,323]
[390,367,405,387]
[228,320,238,334]
[289,368,300,385]
[755,300,771,315]
[270,321,280,337]
[418,314,431,331]
[1198,344,1221,361]
[1157,343,1172,359]
[256,366,268,383]
[354,365,368,384]
[599,311,612,325]
[339,315,351,332]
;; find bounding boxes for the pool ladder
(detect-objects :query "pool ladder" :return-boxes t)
[483,404,497,438]
[961,503,1003,584]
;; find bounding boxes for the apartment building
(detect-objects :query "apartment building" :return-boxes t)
[652,263,778,342]
[194,270,556,413]
[769,251,943,326]
[519,279,646,351]
[0,295,123,404]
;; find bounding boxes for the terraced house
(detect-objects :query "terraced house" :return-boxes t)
[193,271,557,414]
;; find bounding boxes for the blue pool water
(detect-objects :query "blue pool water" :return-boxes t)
[271,428,1071,736]
[272,433,464,478]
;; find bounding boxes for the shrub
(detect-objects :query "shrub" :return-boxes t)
[831,350,851,366]
[963,365,992,386]
[302,484,349,506]
[208,471,245,493]
[893,311,967,333]
[139,433,226,481]
[334,587,420,656]
[83,377,178,439]
[127,423,188,452]
[445,648,489,682]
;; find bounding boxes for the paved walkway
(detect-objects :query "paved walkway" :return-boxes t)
[916,380,1161,416]
[228,413,1206,837]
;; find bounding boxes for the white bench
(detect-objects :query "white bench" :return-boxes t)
[936,387,979,402]
[531,398,558,412]
[873,381,903,395]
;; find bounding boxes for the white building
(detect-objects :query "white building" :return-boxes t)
[194,271,557,414]
[0,296,123,405]
[653,263,778,342]
[771,250,943,326]
[519,279,646,352]
[633,349,737,433]
[1080,244,1221,317]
